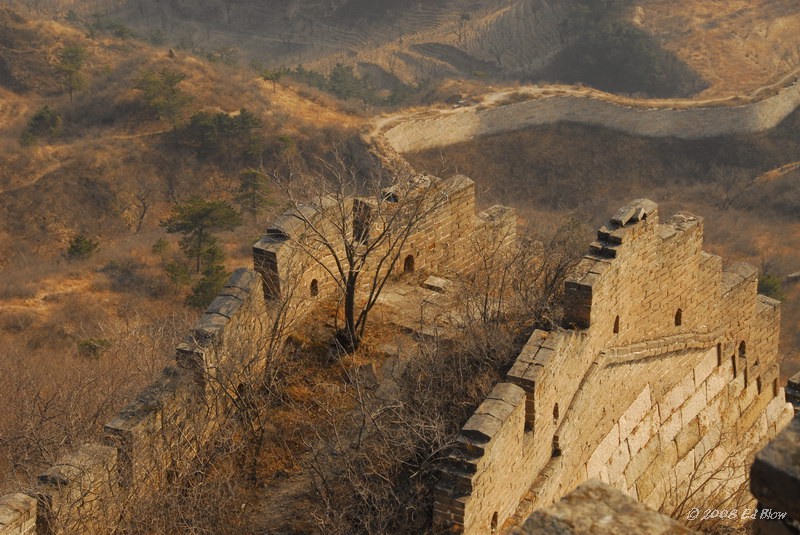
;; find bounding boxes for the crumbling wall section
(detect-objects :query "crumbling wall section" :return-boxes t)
[0,268,271,535]
[253,174,516,312]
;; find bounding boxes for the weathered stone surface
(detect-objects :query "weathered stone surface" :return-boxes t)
[0,493,36,534]
[436,199,787,534]
[462,413,503,443]
[423,275,453,293]
[512,480,696,535]
[751,413,800,520]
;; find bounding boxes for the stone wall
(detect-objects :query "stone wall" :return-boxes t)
[0,494,35,534]
[434,200,795,535]
[382,81,800,153]
[0,268,271,535]
[253,174,516,312]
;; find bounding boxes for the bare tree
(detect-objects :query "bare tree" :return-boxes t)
[665,424,756,533]
[301,220,585,534]
[712,165,753,210]
[264,147,451,351]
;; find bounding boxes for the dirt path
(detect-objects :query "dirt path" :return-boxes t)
[754,161,800,183]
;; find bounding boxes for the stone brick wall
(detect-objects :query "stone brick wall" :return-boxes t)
[434,200,794,535]
[0,268,272,535]
[382,81,800,153]
[253,174,516,313]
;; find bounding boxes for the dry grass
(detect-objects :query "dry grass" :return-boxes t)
[636,0,800,98]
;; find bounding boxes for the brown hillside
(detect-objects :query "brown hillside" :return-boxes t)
[7,0,797,98]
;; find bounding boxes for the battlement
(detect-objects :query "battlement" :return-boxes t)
[0,268,271,534]
[435,200,793,534]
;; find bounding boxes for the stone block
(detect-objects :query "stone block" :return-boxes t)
[423,275,453,293]
[515,480,695,535]
[705,366,729,402]
[693,348,717,388]
[587,423,619,477]
[624,435,660,483]
[205,295,244,319]
[487,383,526,407]
[659,409,683,446]
[619,385,652,438]
[675,417,701,458]
[462,413,503,443]
[680,386,707,425]
[0,493,36,534]
[628,407,659,456]
[607,441,631,483]
[660,374,694,417]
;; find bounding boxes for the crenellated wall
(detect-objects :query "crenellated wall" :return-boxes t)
[382,80,800,153]
[434,199,794,534]
[1,193,792,535]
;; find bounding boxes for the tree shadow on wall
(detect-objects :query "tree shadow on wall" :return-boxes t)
[533,21,708,98]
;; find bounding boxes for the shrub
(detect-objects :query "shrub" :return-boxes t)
[77,338,111,358]
[66,234,99,260]
[186,263,228,309]
[21,106,61,145]
[758,273,785,301]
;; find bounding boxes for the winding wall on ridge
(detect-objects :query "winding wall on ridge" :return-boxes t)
[382,80,800,153]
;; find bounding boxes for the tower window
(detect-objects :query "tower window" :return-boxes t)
[404,254,415,274]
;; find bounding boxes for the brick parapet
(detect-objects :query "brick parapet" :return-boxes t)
[435,199,793,534]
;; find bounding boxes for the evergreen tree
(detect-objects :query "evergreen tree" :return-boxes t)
[186,263,229,309]
[236,169,270,223]
[134,68,192,142]
[160,199,242,273]
[66,234,98,260]
[58,44,87,103]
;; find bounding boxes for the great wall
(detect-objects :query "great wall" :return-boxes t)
[379,75,800,153]
[1,174,799,533]
[433,199,795,533]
